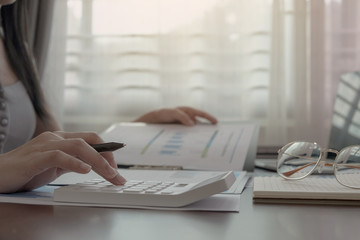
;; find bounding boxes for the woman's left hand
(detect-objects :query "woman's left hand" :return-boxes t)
[134,106,218,126]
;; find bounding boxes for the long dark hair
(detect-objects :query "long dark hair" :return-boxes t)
[1,0,49,120]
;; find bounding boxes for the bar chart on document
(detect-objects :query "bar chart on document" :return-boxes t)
[101,123,256,170]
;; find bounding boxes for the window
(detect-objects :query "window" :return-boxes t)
[49,0,356,148]
[64,0,276,143]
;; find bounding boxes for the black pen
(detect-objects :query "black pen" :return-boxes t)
[91,142,126,152]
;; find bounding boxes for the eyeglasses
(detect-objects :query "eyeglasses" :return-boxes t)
[277,142,360,189]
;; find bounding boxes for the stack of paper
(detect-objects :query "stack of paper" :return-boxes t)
[253,176,360,205]
[100,122,257,171]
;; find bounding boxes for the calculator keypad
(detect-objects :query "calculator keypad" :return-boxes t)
[71,179,177,195]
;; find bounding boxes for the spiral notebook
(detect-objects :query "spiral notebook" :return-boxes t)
[253,176,360,205]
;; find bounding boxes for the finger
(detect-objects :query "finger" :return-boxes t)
[179,107,218,124]
[53,131,118,168]
[34,150,125,185]
[54,131,103,144]
[27,150,92,176]
[39,139,126,184]
[21,168,72,191]
[100,152,117,168]
[171,109,195,126]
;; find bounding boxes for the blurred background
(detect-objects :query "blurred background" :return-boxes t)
[39,0,360,151]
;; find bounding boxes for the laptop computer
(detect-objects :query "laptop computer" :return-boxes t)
[328,71,360,150]
[255,71,360,171]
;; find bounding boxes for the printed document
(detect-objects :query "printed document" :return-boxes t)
[101,122,257,170]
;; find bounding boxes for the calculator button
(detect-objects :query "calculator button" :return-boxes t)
[137,183,154,187]
[98,183,114,187]
[123,189,143,193]
[145,181,161,185]
[128,187,146,191]
[124,181,140,185]
[163,182,175,185]
[77,182,97,186]
[106,186,125,191]
[80,186,99,190]
[100,188,122,192]
[145,189,158,193]
[88,179,104,183]
[160,190,174,194]
[124,183,137,187]
[127,180,144,184]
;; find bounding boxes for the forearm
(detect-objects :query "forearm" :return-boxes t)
[133,107,217,125]
[133,110,159,123]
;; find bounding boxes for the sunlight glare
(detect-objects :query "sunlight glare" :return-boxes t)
[92,0,219,35]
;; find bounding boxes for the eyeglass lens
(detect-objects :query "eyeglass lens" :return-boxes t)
[335,146,360,188]
[277,142,321,179]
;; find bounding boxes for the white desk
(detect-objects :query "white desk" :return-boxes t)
[1,172,359,240]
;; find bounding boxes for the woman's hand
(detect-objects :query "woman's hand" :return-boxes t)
[134,106,218,126]
[0,131,126,193]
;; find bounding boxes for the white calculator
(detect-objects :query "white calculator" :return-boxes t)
[53,170,236,207]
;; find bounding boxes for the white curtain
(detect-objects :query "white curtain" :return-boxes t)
[41,0,67,126]
[63,0,274,134]
[44,0,360,148]
[309,0,360,147]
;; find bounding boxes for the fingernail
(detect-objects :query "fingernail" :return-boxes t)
[80,163,92,172]
[106,165,119,178]
[115,174,127,185]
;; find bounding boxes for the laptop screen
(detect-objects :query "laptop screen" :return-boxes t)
[328,72,360,150]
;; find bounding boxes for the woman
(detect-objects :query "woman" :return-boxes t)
[0,0,217,193]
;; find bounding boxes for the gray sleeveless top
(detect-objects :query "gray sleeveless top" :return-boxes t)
[0,82,36,153]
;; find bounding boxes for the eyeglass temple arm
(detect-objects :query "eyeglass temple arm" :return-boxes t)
[282,162,360,177]
[281,162,324,177]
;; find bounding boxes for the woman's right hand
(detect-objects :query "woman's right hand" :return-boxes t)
[0,131,126,193]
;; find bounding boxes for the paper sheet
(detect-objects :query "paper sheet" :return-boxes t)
[0,185,242,212]
[101,122,257,171]
[0,170,247,212]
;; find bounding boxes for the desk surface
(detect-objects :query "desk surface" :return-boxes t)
[1,176,360,240]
